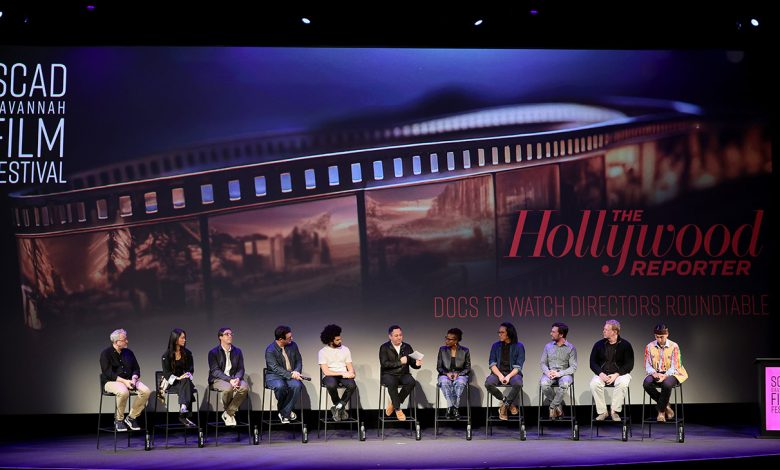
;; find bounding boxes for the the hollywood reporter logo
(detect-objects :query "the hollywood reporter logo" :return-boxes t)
[506,209,763,276]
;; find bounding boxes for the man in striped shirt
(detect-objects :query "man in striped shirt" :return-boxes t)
[540,322,578,419]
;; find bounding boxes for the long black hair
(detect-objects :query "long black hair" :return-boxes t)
[166,328,187,364]
[500,322,518,343]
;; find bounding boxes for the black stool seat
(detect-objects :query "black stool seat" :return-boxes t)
[152,370,203,448]
[537,378,578,440]
[641,380,685,443]
[485,382,526,440]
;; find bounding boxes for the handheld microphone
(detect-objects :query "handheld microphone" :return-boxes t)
[300,375,312,381]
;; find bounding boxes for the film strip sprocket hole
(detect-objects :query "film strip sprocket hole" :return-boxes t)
[9,102,699,237]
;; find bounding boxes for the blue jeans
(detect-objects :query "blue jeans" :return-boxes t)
[267,378,303,419]
[438,375,468,408]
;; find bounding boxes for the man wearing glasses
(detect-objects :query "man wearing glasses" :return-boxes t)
[485,322,525,420]
[100,328,151,432]
[265,325,304,423]
[207,327,249,426]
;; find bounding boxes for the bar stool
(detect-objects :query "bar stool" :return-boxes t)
[537,378,578,440]
[96,375,149,452]
[317,370,364,441]
[205,379,255,446]
[433,371,472,440]
[261,368,307,443]
[590,382,632,441]
[152,371,203,448]
[485,383,526,440]
[377,382,420,440]
[641,380,685,443]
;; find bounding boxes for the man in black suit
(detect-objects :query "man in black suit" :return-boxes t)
[207,327,249,426]
[379,325,422,420]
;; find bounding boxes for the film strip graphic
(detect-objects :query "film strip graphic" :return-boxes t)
[9,102,697,237]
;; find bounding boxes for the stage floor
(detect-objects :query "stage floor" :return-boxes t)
[2,424,780,469]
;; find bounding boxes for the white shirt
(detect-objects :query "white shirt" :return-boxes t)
[222,345,232,377]
[393,344,401,356]
[318,345,352,374]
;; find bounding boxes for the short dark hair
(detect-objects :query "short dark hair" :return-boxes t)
[320,324,342,345]
[275,325,292,340]
[218,327,231,338]
[552,322,569,338]
[447,328,463,342]
[654,323,669,335]
[388,325,402,335]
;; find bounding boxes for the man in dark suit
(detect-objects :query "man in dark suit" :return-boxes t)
[379,324,422,420]
[207,327,249,426]
[265,325,304,423]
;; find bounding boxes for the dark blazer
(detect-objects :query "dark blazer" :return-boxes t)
[162,348,194,379]
[265,341,303,381]
[208,345,245,383]
[589,336,634,376]
[437,345,471,377]
[379,341,421,376]
[100,346,141,387]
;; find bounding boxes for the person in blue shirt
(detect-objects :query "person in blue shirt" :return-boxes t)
[485,322,525,420]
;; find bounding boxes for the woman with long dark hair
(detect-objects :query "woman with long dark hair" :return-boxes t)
[161,328,197,427]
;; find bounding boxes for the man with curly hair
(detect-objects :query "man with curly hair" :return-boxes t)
[318,324,357,422]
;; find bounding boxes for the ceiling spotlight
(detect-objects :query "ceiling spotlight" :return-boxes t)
[0,11,4,19]
[530,9,539,15]
[750,18,759,27]
[86,4,96,11]
[474,19,483,26]
[302,17,311,24]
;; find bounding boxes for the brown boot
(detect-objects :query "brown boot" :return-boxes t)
[498,403,508,420]
[510,404,519,415]
[385,402,394,416]
[395,410,406,421]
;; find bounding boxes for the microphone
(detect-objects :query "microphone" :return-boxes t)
[300,375,312,381]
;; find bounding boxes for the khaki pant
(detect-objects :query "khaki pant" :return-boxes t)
[104,380,151,421]
[211,379,249,416]
[589,374,631,414]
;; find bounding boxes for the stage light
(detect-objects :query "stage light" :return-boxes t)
[474,19,483,26]
[530,9,539,15]
[750,18,759,27]
[302,17,311,24]
[86,5,96,11]
[0,11,4,19]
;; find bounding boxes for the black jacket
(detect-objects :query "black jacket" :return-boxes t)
[436,345,471,377]
[208,345,245,383]
[162,348,194,379]
[379,341,421,376]
[589,336,634,376]
[100,346,141,387]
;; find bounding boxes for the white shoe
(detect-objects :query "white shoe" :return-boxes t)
[222,411,236,426]
[290,411,297,421]
[278,413,290,424]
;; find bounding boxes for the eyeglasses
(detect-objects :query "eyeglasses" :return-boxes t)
[221,332,233,336]
[444,337,458,341]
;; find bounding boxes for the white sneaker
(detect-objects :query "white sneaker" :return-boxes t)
[290,411,297,421]
[222,411,236,427]
[278,413,290,424]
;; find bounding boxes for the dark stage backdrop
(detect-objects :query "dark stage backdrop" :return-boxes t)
[0,48,773,414]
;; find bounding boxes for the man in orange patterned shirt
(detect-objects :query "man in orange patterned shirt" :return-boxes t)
[643,323,688,422]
